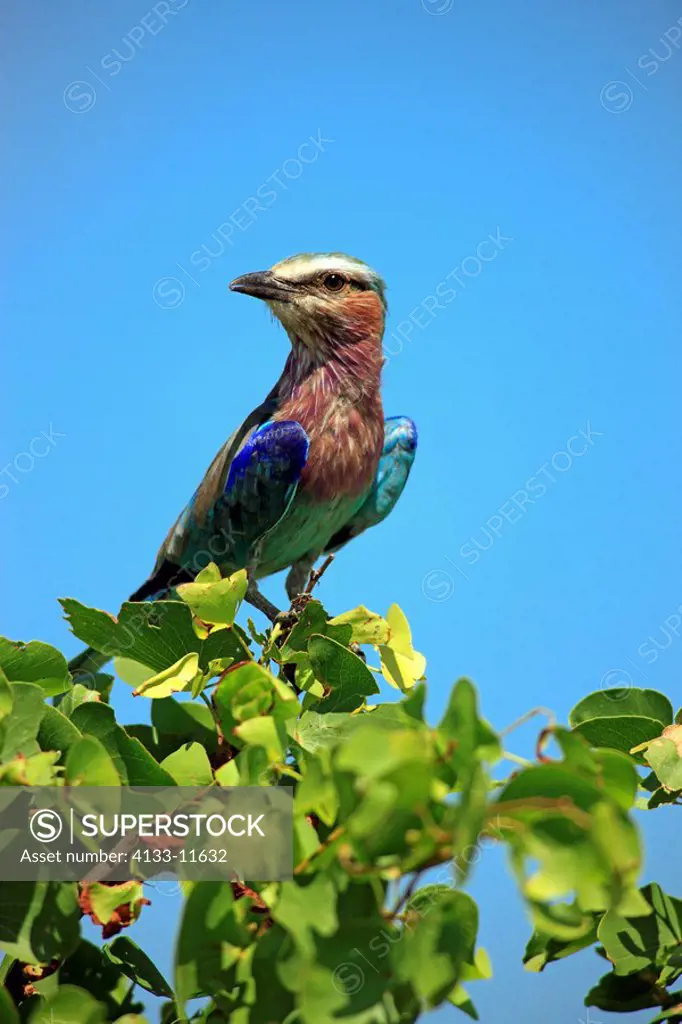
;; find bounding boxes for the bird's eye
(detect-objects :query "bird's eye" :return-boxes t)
[323,273,346,292]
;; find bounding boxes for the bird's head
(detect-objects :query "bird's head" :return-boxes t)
[229,253,387,352]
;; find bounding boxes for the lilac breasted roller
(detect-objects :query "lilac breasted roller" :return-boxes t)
[68,253,417,675]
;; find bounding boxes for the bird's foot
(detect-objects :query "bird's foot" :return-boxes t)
[273,591,314,632]
[274,608,300,632]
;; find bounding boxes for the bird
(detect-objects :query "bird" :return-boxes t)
[68,253,417,675]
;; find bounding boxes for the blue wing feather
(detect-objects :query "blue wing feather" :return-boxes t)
[226,420,309,492]
[137,418,310,594]
[196,419,309,568]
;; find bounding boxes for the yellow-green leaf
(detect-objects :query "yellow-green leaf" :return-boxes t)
[214,662,299,736]
[85,881,147,931]
[160,742,213,786]
[176,569,247,626]
[194,562,221,584]
[235,715,287,761]
[215,760,240,786]
[328,605,390,646]
[132,653,200,699]
[0,750,61,785]
[378,604,426,691]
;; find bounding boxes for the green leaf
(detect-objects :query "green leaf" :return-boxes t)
[0,987,19,1024]
[294,751,338,827]
[331,719,435,865]
[214,662,299,738]
[650,1005,682,1023]
[28,985,107,1024]
[1,682,46,761]
[0,637,71,697]
[246,929,297,1022]
[151,697,218,753]
[58,683,108,718]
[277,955,347,1022]
[496,768,645,924]
[599,883,682,977]
[114,658,157,690]
[451,762,490,885]
[61,598,248,674]
[586,969,665,1013]
[176,568,247,626]
[335,719,432,780]
[570,689,674,726]
[308,634,379,712]
[234,715,288,761]
[160,742,213,786]
[275,600,352,664]
[103,936,173,997]
[438,678,501,768]
[132,653,200,699]
[175,883,251,1010]
[290,710,361,753]
[569,688,673,753]
[61,600,193,670]
[270,875,338,959]
[215,760,240,786]
[406,884,454,916]
[0,667,12,722]
[523,912,599,971]
[56,938,146,1016]
[65,734,121,786]
[15,592,682,1020]
[37,704,82,759]
[70,703,175,786]
[377,604,426,691]
[0,882,80,964]
[498,757,608,815]
[394,889,479,1006]
[593,748,639,811]
[447,983,479,1020]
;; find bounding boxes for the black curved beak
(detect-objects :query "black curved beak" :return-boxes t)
[229,271,296,302]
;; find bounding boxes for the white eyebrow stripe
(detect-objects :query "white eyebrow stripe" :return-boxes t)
[274,254,374,282]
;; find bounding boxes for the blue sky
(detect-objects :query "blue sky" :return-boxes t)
[3,0,682,1020]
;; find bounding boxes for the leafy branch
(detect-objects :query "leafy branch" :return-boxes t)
[0,565,681,1022]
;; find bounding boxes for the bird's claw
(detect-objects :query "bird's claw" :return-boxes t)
[273,591,316,634]
[274,608,300,632]
[292,591,314,613]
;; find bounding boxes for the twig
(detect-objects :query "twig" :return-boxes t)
[199,690,217,718]
[390,869,425,916]
[304,554,335,595]
[501,751,533,767]
[500,706,556,738]
[80,832,139,885]
[294,825,345,875]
